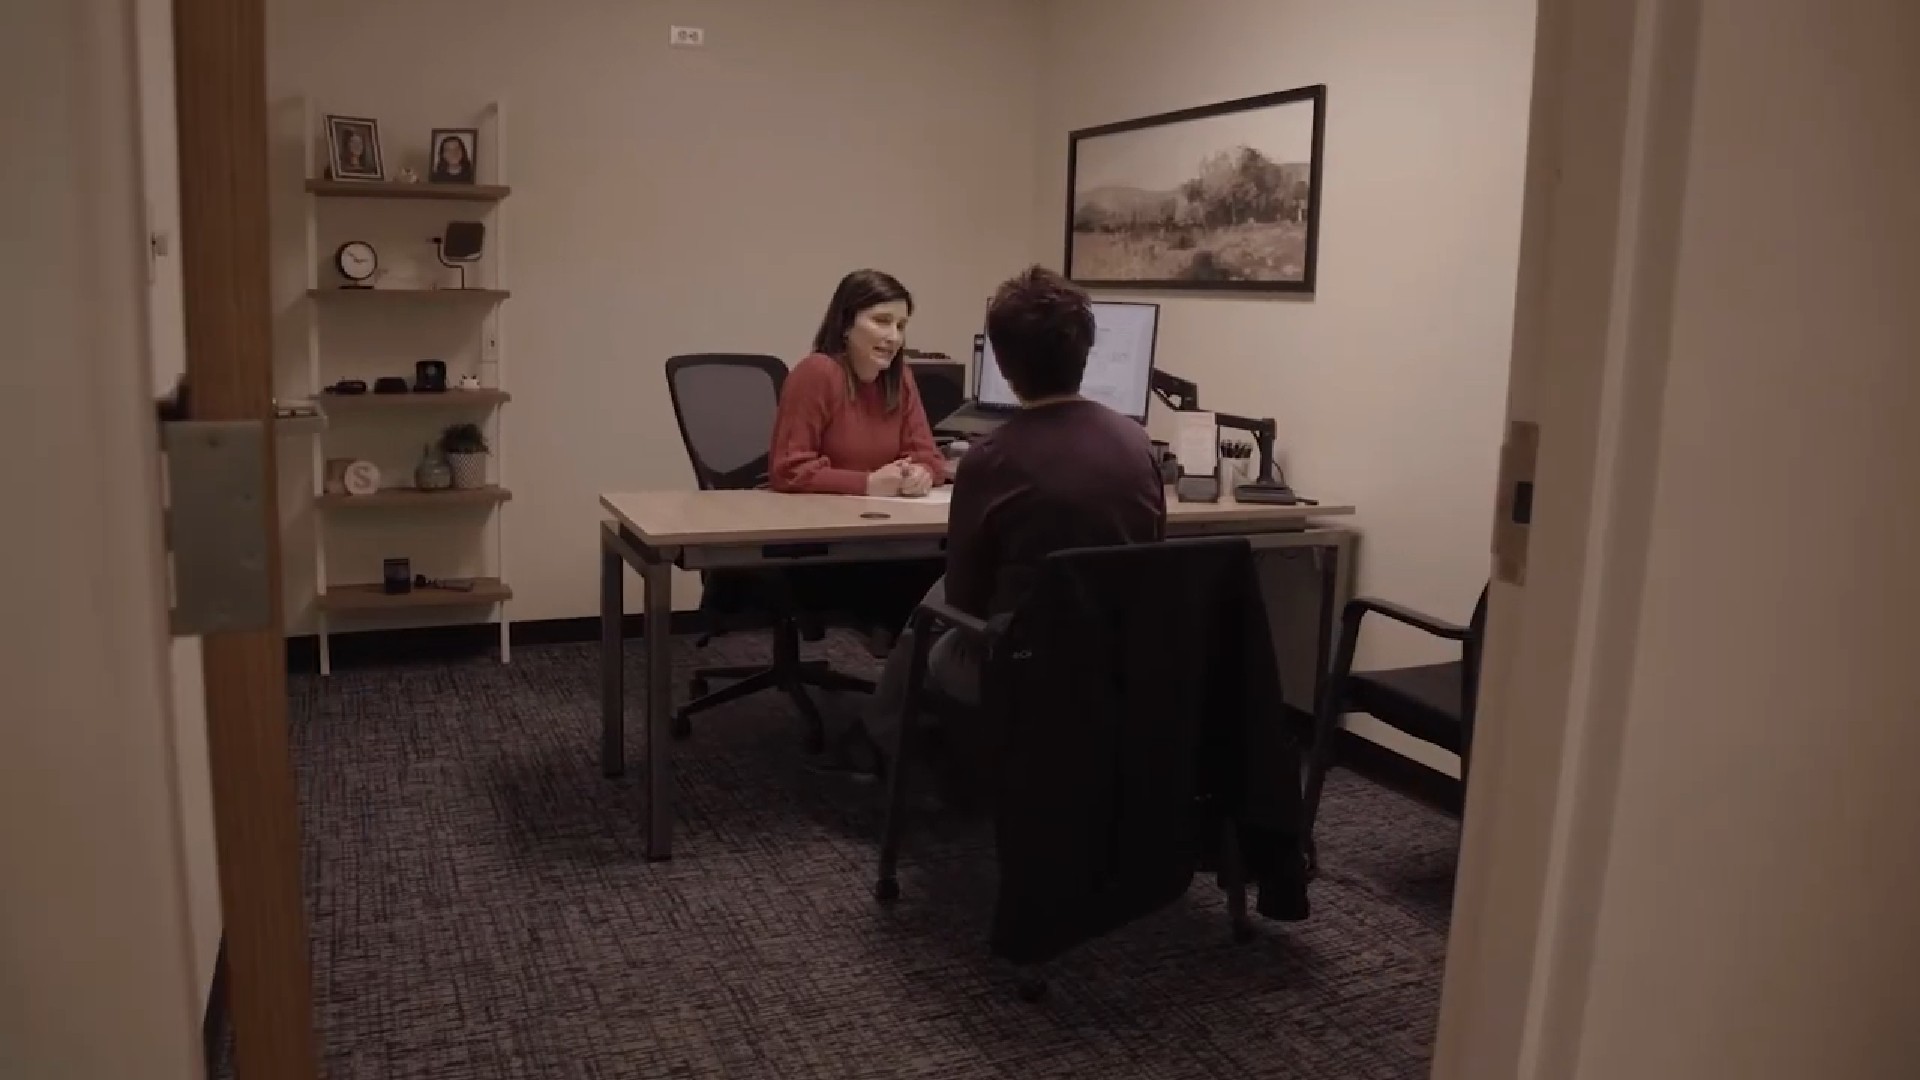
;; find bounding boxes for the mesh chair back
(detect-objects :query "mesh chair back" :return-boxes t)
[664,354,788,490]
[910,360,967,428]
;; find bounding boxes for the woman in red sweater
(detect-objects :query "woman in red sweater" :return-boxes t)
[770,269,948,653]
[769,269,948,496]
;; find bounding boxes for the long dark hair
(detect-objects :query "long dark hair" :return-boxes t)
[810,269,914,412]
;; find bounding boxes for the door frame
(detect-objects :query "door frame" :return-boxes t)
[139,0,1699,1075]
[1431,0,1701,1075]
[170,0,321,1074]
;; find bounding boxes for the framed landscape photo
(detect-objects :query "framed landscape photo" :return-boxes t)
[1065,85,1326,294]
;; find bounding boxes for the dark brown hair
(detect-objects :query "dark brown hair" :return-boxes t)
[984,266,1095,401]
[811,269,914,412]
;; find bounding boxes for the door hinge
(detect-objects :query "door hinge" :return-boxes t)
[1493,419,1540,585]
[161,416,274,635]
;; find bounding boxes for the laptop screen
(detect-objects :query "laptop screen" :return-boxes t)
[976,300,1160,420]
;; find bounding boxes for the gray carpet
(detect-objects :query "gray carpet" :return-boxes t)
[254,633,1456,1079]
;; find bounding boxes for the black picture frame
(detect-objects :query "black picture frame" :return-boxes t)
[324,114,384,182]
[1064,85,1326,294]
[428,127,479,185]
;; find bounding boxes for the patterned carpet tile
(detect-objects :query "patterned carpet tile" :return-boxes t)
[258,635,1456,1079]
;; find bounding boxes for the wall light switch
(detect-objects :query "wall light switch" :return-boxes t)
[669,25,705,47]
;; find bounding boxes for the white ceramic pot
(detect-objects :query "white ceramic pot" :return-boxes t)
[447,451,487,489]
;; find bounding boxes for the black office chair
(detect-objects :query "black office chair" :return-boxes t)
[662,354,875,748]
[909,359,967,430]
[1301,584,1489,873]
[872,538,1311,1000]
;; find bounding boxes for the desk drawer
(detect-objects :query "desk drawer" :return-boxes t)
[681,537,947,571]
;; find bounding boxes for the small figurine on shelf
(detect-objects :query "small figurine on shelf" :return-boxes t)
[438,422,490,489]
[397,166,421,184]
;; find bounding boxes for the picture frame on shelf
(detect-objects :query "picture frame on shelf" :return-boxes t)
[1064,84,1326,294]
[429,128,479,184]
[324,114,385,181]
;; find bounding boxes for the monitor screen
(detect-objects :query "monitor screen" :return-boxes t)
[977,300,1160,420]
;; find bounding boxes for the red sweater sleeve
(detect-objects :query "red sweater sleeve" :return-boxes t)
[770,357,870,495]
[897,364,949,483]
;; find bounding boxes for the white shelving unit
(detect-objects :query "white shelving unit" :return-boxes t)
[299,99,512,674]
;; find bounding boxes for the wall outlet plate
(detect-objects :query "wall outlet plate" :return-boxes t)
[669,25,704,47]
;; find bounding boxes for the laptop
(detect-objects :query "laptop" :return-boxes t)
[935,300,1161,437]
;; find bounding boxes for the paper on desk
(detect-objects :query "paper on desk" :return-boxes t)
[853,486,954,505]
[1171,411,1218,474]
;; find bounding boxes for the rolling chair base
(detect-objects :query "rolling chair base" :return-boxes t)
[672,620,876,749]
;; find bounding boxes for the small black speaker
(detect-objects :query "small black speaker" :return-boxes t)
[382,558,412,594]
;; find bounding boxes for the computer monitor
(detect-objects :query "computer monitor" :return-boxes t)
[976,300,1160,421]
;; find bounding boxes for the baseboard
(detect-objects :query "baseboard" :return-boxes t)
[202,936,227,1078]
[286,611,711,673]
[1281,707,1464,816]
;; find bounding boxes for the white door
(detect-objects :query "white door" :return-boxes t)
[3,1,320,1076]
[136,0,225,1012]
[2,2,204,1077]
[1435,0,1920,1076]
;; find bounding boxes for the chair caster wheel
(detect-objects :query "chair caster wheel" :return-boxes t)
[1015,975,1049,1003]
[688,676,710,699]
[670,712,693,740]
[874,878,900,902]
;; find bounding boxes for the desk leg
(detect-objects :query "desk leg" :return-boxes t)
[600,533,625,778]
[643,560,674,861]
[1332,530,1358,629]
[1312,531,1360,715]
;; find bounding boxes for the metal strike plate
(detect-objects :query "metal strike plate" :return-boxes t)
[1493,419,1540,585]
[164,420,273,635]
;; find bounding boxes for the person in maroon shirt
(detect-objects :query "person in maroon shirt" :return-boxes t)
[769,270,949,657]
[842,266,1166,777]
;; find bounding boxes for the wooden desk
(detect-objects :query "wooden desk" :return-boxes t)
[599,488,1357,859]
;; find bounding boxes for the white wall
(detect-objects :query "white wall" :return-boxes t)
[267,0,1043,628]
[1,1,203,1075]
[1564,2,1920,1075]
[135,0,224,1005]
[267,0,1539,770]
[1035,0,1536,767]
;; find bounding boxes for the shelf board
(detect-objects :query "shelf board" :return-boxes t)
[306,179,511,202]
[319,578,512,613]
[318,388,510,409]
[308,287,510,301]
[318,486,511,510]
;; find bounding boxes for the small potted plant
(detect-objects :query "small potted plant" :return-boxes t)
[438,422,490,489]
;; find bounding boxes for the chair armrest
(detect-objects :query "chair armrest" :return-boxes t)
[1345,597,1470,642]
[911,597,995,645]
